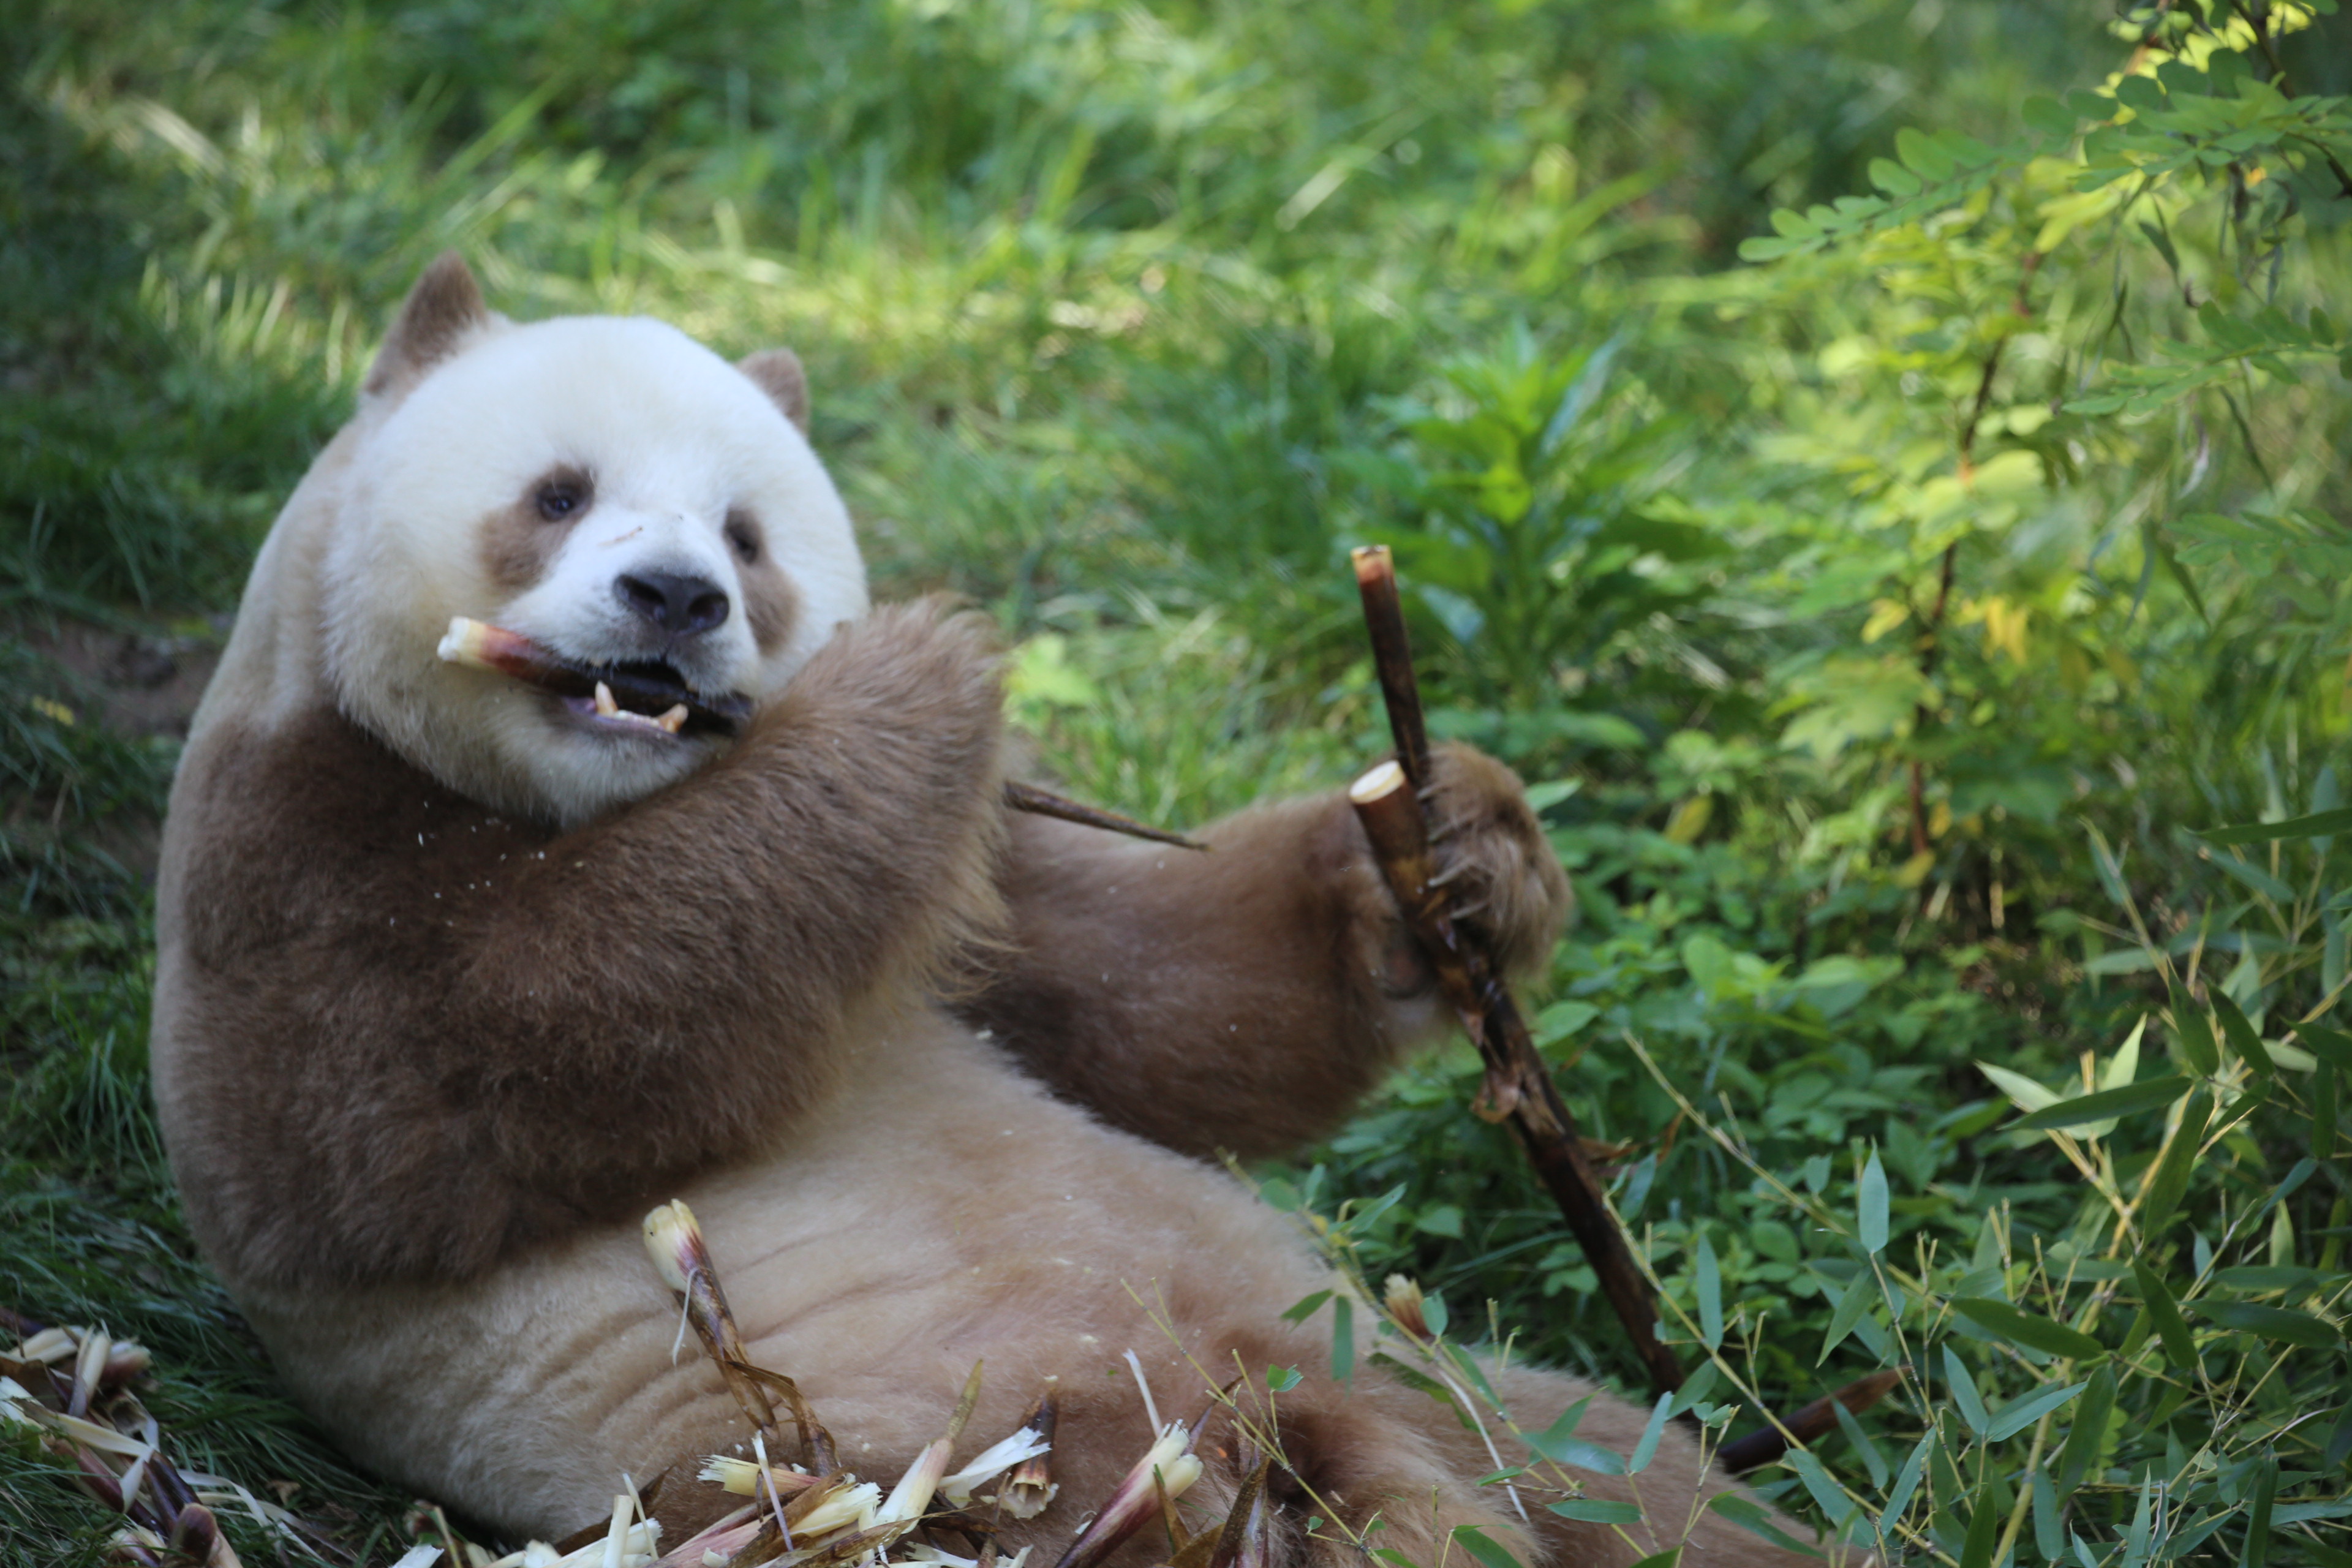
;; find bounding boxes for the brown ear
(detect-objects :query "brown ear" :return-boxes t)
[737,347,810,432]
[365,252,491,398]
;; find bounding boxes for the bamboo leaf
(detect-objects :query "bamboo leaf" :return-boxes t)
[1880,1430,1932,1534]
[1951,1297,2105,1361]
[1695,1232,1724,1349]
[1943,1346,1990,1438]
[1819,1270,1877,1365]
[2056,1366,2117,1501]
[2170,986,2221,1076]
[1988,1381,2090,1441]
[1530,1393,1594,1461]
[2130,1258,2199,1370]
[2190,1300,2340,1349]
[1706,1493,1822,1556]
[1449,1525,1521,1568]
[2013,1075,2189,1131]
[2199,808,2352,845]
[1332,1295,1355,1384]
[2211,990,2274,1079]
[1958,1480,2000,1568]
[2247,1457,2278,1568]
[1859,1149,1889,1255]
[2139,1088,2212,1239]
[1785,1447,1853,1524]
[1629,1392,1673,1476]
[1548,1497,1643,1523]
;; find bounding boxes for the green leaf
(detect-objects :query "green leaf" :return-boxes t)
[1530,1393,1594,1461]
[1282,1289,1333,1324]
[1266,1364,1302,1393]
[1548,1498,1643,1524]
[1858,1149,1889,1254]
[2211,990,2274,1079]
[2300,1025,2352,1073]
[1819,1268,1877,1365]
[1332,1294,1355,1384]
[2023,96,2076,136]
[2056,1366,2117,1500]
[1958,1479,2000,1568]
[1988,1381,2090,1442]
[2171,986,2222,1076]
[1630,1392,1673,1476]
[2139,1088,2212,1239]
[2131,1258,2199,1370]
[2199,808,2352,844]
[1867,157,1920,195]
[2190,1300,2340,1349]
[2248,1457,2278,1568]
[1695,1232,1724,1349]
[1950,1298,2105,1361]
[2316,1065,2339,1162]
[1706,1493,1823,1557]
[1943,1345,1990,1438]
[1896,125,1954,178]
[1626,1552,1681,1568]
[2012,1075,2190,1131]
[1785,1448,1853,1524]
[1450,1525,1522,1568]
[1881,1430,1932,1534]
[1544,1438,1628,1476]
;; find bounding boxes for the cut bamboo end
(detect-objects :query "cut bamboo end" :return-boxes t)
[1348,760,1408,805]
[1351,545,1394,586]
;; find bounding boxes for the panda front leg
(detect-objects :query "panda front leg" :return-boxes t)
[962,742,1571,1161]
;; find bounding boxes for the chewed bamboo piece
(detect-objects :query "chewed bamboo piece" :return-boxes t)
[1046,1417,1205,1568]
[638,1205,1086,1568]
[439,616,753,736]
[1,1319,242,1568]
[442,617,1204,850]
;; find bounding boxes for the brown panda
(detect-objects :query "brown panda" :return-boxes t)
[148,255,1809,1567]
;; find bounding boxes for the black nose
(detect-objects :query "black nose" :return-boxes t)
[615,570,731,637]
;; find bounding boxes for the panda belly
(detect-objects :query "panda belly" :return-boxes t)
[230,1009,1341,1544]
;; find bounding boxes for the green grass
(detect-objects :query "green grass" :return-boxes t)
[6,0,2352,1561]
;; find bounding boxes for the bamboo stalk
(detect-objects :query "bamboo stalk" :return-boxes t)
[1716,1368,1905,1476]
[1348,546,1681,1396]
[1348,762,1683,1398]
[1002,780,1207,851]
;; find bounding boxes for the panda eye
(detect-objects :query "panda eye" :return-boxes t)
[724,511,761,565]
[533,473,590,522]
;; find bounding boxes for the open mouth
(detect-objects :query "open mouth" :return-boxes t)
[437,617,752,739]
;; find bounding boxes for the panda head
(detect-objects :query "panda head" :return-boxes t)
[318,255,869,827]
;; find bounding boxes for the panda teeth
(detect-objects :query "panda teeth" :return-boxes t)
[656,705,688,734]
[594,681,620,717]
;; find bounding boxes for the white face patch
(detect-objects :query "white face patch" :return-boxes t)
[319,314,869,826]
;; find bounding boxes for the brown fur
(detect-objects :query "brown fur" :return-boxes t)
[737,346,811,431]
[478,464,592,594]
[731,508,802,655]
[364,250,495,397]
[160,601,1005,1287]
[151,263,1825,1568]
[961,744,1566,1160]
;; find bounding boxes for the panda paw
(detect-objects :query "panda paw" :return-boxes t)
[1414,742,1572,979]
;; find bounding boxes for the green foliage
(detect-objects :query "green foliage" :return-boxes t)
[2,0,2350,1561]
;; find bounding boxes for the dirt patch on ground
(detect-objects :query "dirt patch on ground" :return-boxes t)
[21,617,223,741]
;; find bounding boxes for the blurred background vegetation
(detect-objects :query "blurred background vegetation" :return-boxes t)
[4,0,2349,1562]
